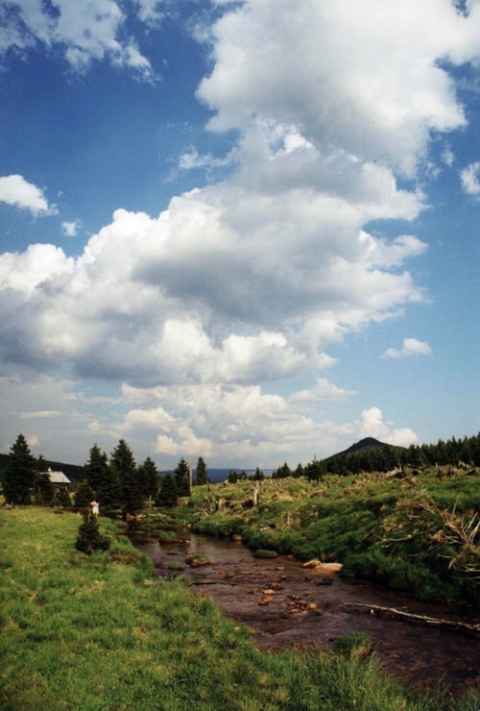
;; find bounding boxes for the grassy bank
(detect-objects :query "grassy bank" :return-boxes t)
[182,467,480,608]
[0,506,465,711]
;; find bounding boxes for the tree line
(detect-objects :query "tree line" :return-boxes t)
[301,433,480,479]
[3,431,479,508]
[0,434,210,513]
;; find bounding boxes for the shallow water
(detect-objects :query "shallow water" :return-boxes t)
[133,532,480,697]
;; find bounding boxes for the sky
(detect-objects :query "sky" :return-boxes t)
[0,0,479,470]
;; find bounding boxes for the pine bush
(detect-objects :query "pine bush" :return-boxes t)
[75,513,110,554]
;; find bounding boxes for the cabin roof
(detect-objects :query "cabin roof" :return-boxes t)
[46,468,71,485]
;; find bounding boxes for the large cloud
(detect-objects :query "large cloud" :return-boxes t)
[198,0,480,175]
[3,0,480,463]
[0,176,426,388]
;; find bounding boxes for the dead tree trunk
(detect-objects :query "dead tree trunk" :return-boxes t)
[342,602,480,635]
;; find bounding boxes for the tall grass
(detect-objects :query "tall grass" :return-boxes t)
[0,507,448,711]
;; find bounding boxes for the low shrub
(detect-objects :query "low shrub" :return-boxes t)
[75,513,110,554]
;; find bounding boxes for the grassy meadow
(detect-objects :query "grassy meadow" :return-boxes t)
[1,506,471,711]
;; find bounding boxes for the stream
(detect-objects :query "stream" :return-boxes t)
[132,531,480,698]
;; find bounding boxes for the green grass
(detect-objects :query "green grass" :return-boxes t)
[0,506,455,711]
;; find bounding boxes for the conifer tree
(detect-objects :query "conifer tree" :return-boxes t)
[138,456,159,500]
[75,513,110,554]
[33,470,55,505]
[272,462,290,479]
[32,454,54,505]
[253,467,265,481]
[84,444,109,492]
[174,457,191,497]
[74,480,95,510]
[3,434,36,504]
[95,464,121,512]
[110,439,143,514]
[55,487,71,507]
[83,443,120,511]
[195,457,209,485]
[156,471,178,508]
[293,463,304,478]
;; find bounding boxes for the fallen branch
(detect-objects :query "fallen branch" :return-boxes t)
[342,602,480,635]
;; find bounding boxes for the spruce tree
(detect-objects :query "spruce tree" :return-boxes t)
[96,464,121,512]
[138,456,159,501]
[174,457,191,497]
[110,439,143,514]
[195,457,209,485]
[272,463,289,479]
[83,443,120,511]
[253,467,265,481]
[84,444,109,492]
[293,463,304,478]
[156,471,178,508]
[33,470,55,505]
[74,480,96,510]
[3,434,37,504]
[33,454,54,504]
[75,514,110,554]
[54,487,71,507]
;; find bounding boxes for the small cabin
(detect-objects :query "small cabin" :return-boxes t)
[46,467,71,489]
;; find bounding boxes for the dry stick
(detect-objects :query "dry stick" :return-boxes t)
[342,602,480,635]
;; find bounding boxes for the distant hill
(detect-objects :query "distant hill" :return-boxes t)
[319,437,405,475]
[330,437,395,457]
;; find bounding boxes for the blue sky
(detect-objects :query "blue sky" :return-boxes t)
[0,0,478,469]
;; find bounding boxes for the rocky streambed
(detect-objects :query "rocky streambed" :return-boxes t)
[133,532,480,697]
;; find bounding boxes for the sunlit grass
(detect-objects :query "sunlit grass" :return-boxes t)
[0,506,467,711]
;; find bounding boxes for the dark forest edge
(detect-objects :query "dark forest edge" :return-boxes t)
[2,432,480,484]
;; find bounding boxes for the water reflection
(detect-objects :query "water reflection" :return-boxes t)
[138,534,254,566]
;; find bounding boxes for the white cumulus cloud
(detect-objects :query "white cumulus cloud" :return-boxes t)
[358,407,419,447]
[198,0,480,176]
[3,0,478,464]
[0,174,54,216]
[383,338,432,359]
